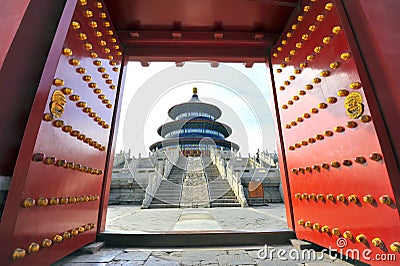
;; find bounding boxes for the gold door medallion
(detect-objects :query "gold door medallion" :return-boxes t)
[50,90,66,118]
[344,92,364,118]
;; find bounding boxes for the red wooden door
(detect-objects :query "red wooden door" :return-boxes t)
[0,0,124,264]
[270,0,400,264]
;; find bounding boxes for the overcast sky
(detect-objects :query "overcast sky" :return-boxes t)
[116,61,277,157]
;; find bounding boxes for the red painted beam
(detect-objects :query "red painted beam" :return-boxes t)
[121,30,275,63]
[125,46,268,64]
[119,30,279,49]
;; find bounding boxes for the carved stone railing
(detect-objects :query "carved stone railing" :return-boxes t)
[149,150,158,166]
[225,161,248,207]
[210,148,248,207]
[164,148,179,178]
[210,149,226,178]
[141,170,162,208]
[141,148,179,208]
[248,156,262,168]
[128,157,139,178]
[258,150,278,168]
[202,158,212,208]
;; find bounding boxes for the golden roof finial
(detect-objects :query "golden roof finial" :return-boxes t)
[193,87,197,94]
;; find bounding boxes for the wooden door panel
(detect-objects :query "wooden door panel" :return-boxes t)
[270,0,400,264]
[0,0,123,264]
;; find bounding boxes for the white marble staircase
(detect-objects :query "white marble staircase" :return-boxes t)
[149,156,241,208]
[205,164,241,207]
[148,158,185,208]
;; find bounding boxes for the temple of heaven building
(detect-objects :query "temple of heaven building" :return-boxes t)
[149,87,240,157]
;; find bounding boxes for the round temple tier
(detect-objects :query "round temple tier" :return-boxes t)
[157,120,232,139]
[149,138,239,151]
[150,87,239,153]
[168,87,222,120]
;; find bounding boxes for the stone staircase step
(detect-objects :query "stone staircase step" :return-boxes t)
[210,195,236,198]
[210,199,239,203]
[211,202,241,207]
[149,156,186,208]
[154,197,180,200]
[156,189,181,192]
[154,197,180,201]
[210,194,237,198]
[148,204,179,208]
[209,188,233,192]
[151,198,180,203]
[205,164,240,207]
[149,157,241,208]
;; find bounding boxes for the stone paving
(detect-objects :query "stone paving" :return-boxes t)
[54,245,363,265]
[173,209,222,231]
[105,204,288,232]
[53,205,363,265]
